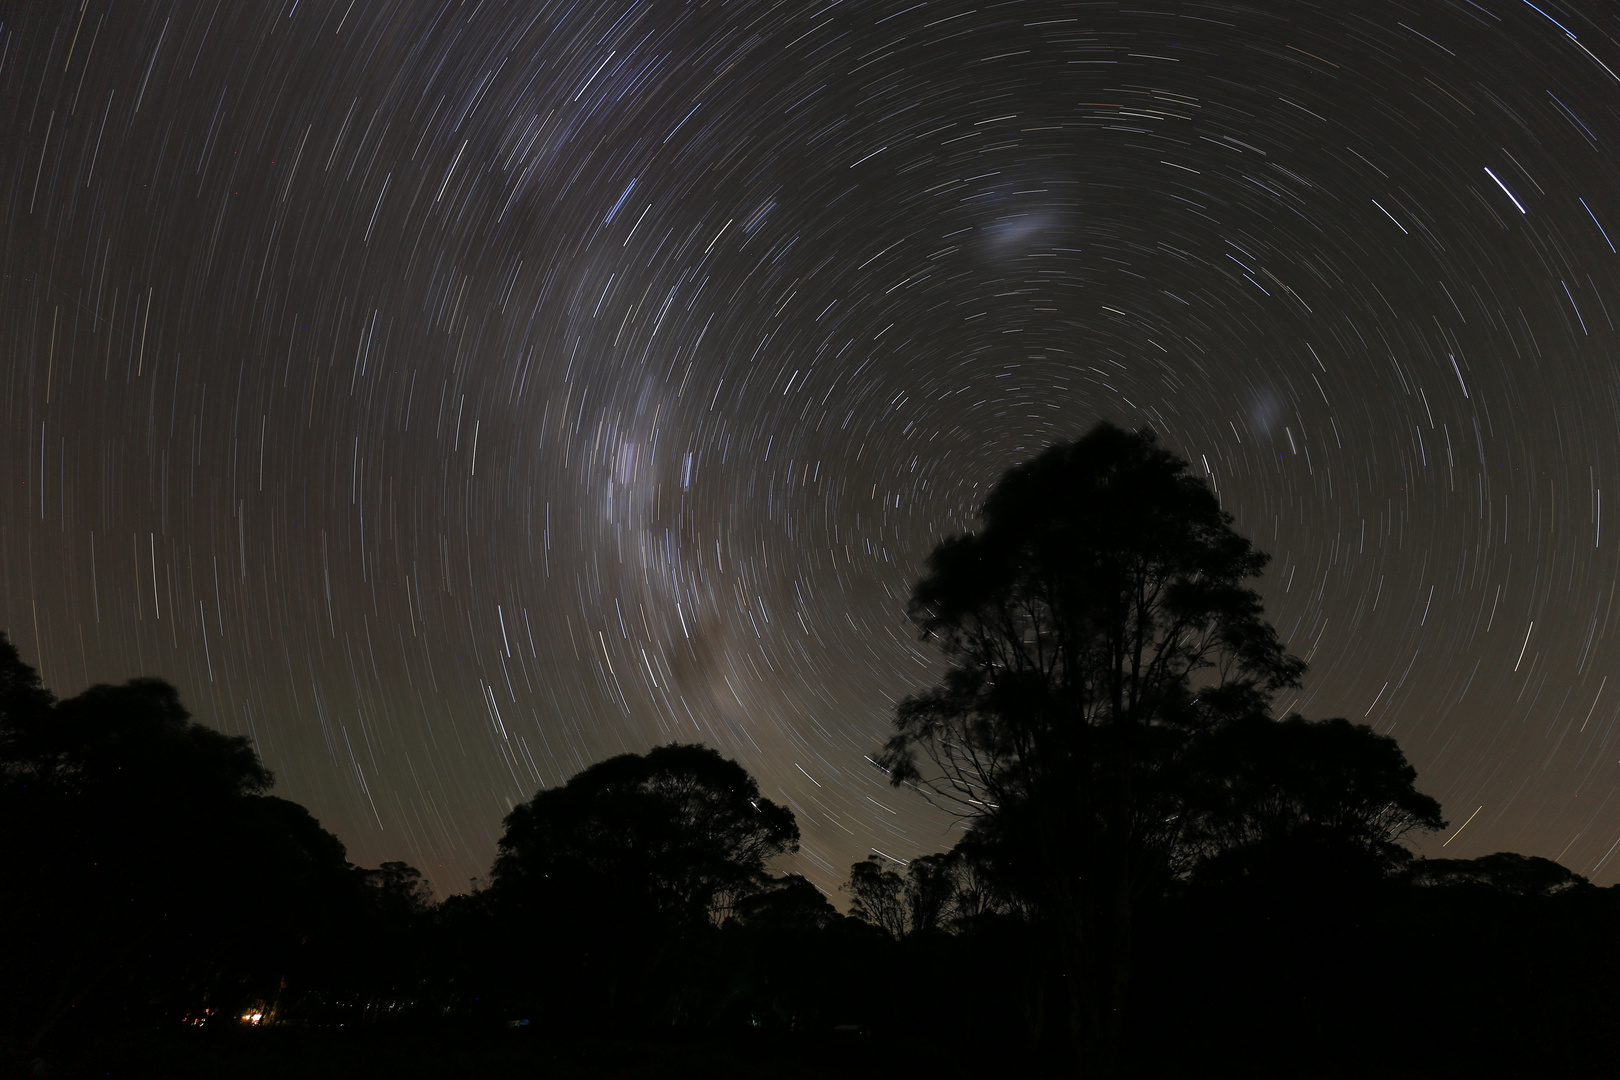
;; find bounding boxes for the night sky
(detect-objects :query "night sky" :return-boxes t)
[5,0,1620,897]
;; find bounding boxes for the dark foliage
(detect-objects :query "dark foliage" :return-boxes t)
[843,849,1004,940]
[484,742,799,1026]
[878,422,1311,1068]
[0,634,432,1053]
[4,438,1617,1080]
[730,873,840,933]
[492,742,798,929]
[1404,849,1590,895]
[844,855,907,938]
[1180,712,1447,890]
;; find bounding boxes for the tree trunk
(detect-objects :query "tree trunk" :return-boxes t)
[1018,960,1047,1057]
[1059,905,1111,1078]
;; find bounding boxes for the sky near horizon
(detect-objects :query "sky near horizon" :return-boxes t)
[5,0,1620,896]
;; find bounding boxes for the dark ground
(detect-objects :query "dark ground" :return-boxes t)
[18,1027,978,1080]
[8,1024,1577,1080]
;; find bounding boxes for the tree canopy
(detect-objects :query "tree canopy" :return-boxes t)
[1181,713,1445,889]
[4,609,1608,1080]
[492,741,799,931]
[13,675,273,800]
[876,422,1423,1070]
[844,851,987,939]
[1405,851,1591,896]
[885,424,1301,776]
[0,632,415,1045]
[881,425,1306,901]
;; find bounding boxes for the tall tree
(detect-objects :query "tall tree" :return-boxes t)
[879,422,1304,1072]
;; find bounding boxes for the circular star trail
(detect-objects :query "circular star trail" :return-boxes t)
[6,0,1620,894]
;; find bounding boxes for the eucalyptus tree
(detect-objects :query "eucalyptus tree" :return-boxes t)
[880,422,1304,1072]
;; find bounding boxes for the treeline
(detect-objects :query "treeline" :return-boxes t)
[4,641,1618,1078]
[8,424,1620,1078]
[0,648,433,1046]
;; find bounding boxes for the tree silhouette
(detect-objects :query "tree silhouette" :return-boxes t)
[730,873,840,932]
[490,742,798,1024]
[1405,851,1591,896]
[494,742,798,929]
[903,852,962,936]
[845,855,908,938]
[0,633,417,1047]
[1181,713,1445,890]
[1,662,282,1039]
[0,631,57,759]
[844,850,985,939]
[878,422,1304,1072]
[363,860,436,918]
[34,677,272,798]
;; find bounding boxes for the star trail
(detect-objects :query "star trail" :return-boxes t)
[5,0,1620,896]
